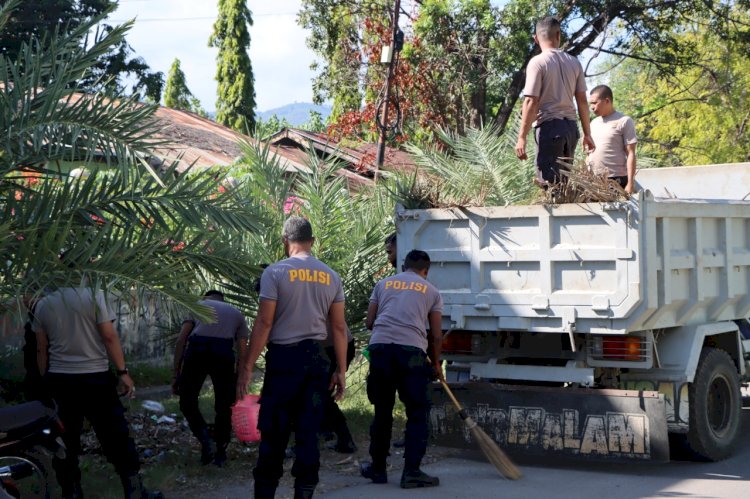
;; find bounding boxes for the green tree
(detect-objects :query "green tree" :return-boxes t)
[0,0,163,101]
[299,1,367,121]
[209,0,256,132]
[164,58,207,117]
[1,2,261,317]
[254,114,291,139]
[607,9,750,165]
[301,110,327,133]
[300,0,744,140]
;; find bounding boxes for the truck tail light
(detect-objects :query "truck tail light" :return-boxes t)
[442,331,473,354]
[602,336,643,361]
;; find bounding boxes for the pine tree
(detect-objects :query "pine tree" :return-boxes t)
[164,58,192,109]
[164,58,207,117]
[209,0,256,132]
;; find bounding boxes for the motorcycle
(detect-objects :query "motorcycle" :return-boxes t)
[0,401,66,499]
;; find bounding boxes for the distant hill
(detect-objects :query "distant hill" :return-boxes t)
[257,103,331,126]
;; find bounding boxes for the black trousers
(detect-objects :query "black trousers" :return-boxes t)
[535,118,579,184]
[367,343,431,472]
[321,339,355,439]
[254,339,330,490]
[46,371,140,492]
[179,336,236,447]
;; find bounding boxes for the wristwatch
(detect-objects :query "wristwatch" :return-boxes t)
[116,367,129,376]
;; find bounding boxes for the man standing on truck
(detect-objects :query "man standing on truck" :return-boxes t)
[587,84,638,195]
[361,250,444,489]
[515,16,595,185]
[236,216,348,499]
[173,289,249,466]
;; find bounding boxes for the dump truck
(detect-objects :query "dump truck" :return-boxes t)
[396,163,750,462]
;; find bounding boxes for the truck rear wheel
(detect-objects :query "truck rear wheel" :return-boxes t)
[685,347,742,461]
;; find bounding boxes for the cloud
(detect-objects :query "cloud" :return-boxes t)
[112,0,316,112]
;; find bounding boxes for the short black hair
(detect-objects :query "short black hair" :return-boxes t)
[385,233,397,246]
[283,216,313,242]
[536,16,561,40]
[404,250,430,271]
[204,290,224,300]
[590,84,614,102]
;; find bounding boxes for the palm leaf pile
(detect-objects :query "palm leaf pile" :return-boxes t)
[536,158,629,204]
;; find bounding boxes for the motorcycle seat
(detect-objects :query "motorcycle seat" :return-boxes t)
[0,401,56,434]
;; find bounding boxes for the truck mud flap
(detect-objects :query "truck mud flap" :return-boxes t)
[429,383,669,462]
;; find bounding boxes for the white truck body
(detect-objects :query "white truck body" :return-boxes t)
[398,163,750,460]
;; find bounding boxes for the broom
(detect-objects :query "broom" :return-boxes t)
[437,375,523,480]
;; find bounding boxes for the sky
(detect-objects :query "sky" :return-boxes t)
[111,0,315,112]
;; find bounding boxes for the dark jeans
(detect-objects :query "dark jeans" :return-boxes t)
[253,339,330,491]
[610,175,628,188]
[46,371,140,493]
[535,118,579,184]
[367,343,431,472]
[322,339,355,439]
[179,336,236,448]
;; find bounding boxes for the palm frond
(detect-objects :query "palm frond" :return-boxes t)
[403,123,537,207]
[0,12,165,176]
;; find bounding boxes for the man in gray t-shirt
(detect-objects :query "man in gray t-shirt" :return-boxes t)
[588,84,638,194]
[368,269,443,353]
[236,216,348,499]
[33,287,160,498]
[173,290,249,466]
[361,250,444,489]
[515,16,595,185]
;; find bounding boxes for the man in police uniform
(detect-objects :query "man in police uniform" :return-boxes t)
[33,284,161,499]
[173,290,249,466]
[236,217,348,499]
[361,250,443,489]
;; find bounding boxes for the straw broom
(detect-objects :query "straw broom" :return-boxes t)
[437,375,522,480]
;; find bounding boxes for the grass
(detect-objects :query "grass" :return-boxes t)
[128,360,174,387]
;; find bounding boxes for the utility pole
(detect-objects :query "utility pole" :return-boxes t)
[374,0,401,180]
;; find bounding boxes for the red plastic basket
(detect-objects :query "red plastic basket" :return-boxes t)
[232,394,261,442]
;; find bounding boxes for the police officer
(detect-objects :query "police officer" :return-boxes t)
[360,249,443,489]
[173,290,249,466]
[33,284,162,499]
[236,217,347,499]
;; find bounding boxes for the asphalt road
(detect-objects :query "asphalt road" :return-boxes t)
[323,407,750,499]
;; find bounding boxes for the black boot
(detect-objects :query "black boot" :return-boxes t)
[213,442,228,467]
[400,469,440,489]
[328,426,357,453]
[294,485,315,499]
[198,430,216,465]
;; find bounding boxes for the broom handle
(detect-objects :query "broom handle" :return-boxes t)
[426,355,467,416]
[438,377,468,416]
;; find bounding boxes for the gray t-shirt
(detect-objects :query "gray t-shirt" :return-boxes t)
[523,49,587,125]
[260,254,345,345]
[588,111,637,177]
[32,287,116,374]
[185,299,249,341]
[369,271,443,352]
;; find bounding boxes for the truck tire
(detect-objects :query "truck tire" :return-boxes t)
[685,347,742,461]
